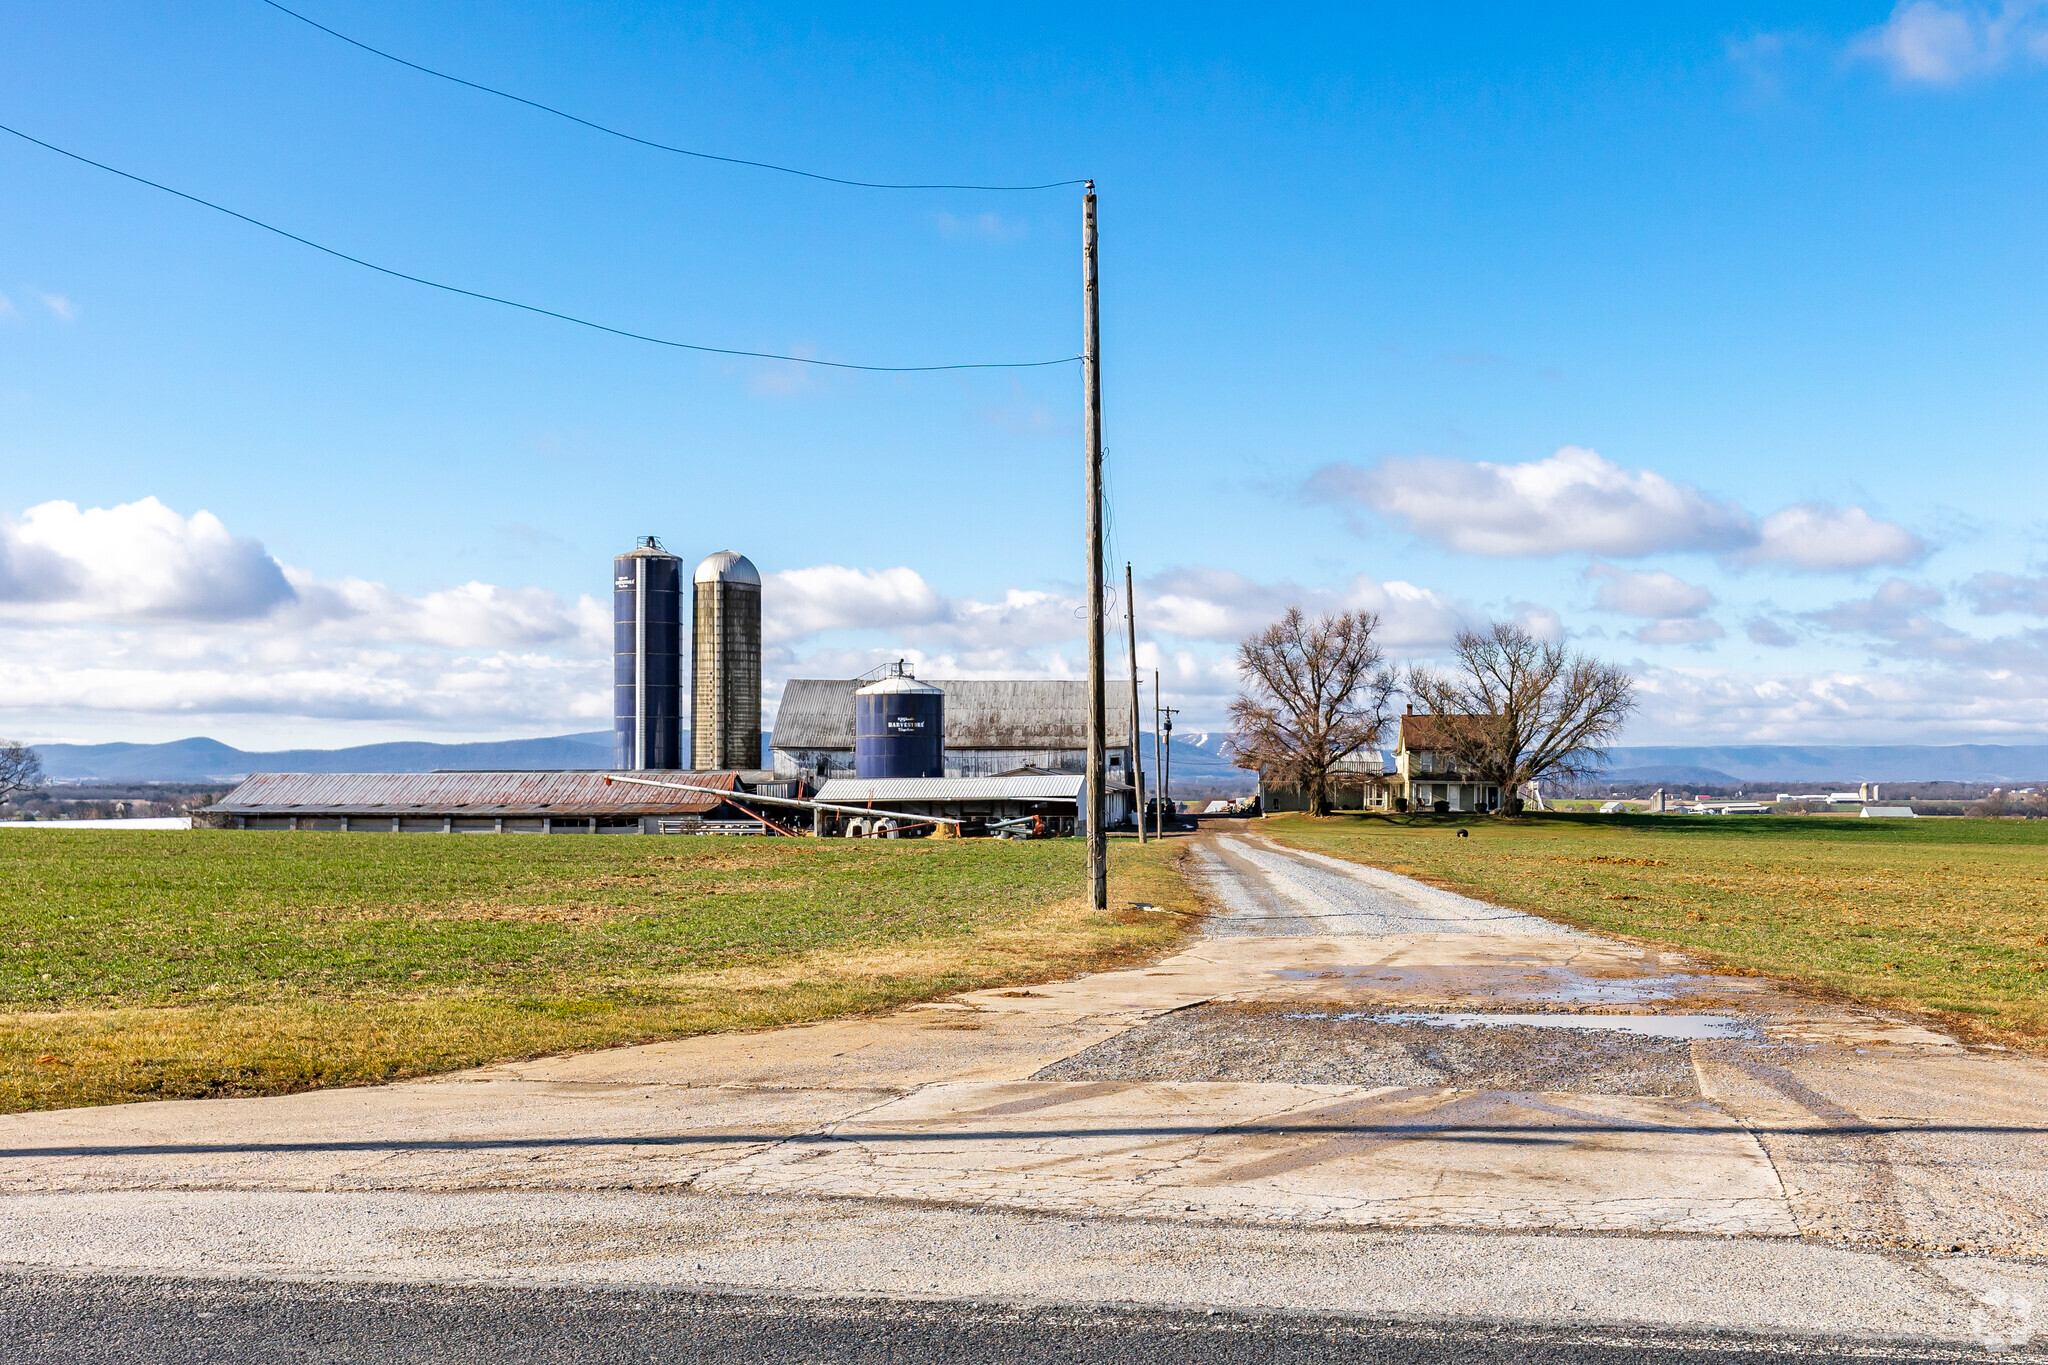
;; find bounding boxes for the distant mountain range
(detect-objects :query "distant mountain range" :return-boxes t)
[34,730,1249,785]
[34,733,623,784]
[37,732,2038,788]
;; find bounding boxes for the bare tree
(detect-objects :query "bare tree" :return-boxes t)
[1230,609,1398,817]
[0,740,44,808]
[1407,623,1635,813]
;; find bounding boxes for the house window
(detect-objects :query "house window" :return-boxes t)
[1417,752,1434,773]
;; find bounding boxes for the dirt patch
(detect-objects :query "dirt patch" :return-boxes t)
[1034,1002,1706,1096]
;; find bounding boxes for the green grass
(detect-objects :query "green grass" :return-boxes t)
[1259,812,2048,1046]
[0,830,1201,1111]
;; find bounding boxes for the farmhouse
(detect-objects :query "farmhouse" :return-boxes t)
[1395,711,1504,814]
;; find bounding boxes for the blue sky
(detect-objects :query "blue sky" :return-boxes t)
[2,2,2044,747]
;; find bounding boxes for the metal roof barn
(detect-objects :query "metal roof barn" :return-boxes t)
[776,679,1131,751]
[204,771,754,833]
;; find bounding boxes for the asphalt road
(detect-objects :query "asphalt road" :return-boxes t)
[1,1273,2030,1365]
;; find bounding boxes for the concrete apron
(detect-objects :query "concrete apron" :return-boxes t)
[2,831,2046,1342]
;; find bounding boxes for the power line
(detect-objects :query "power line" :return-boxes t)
[258,0,1088,193]
[0,122,1081,372]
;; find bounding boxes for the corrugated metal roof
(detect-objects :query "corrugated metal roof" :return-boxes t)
[775,679,1132,750]
[213,770,740,817]
[814,774,1086,804]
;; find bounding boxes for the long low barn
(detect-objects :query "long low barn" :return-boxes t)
[201,771,784,834]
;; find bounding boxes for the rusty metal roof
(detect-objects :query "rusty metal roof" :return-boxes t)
[213,770,740,817]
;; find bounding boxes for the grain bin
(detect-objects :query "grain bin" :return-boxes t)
[613,537,683,770]
[854,668,945,779]
[691,550,762,771]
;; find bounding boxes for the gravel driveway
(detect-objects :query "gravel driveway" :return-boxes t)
[1190,835,1579,939]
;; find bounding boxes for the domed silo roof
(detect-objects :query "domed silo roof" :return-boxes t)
[694,550,760,586]
[856,673,943,697]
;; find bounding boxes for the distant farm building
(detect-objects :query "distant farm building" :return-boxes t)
[201,770,795,834]
[1257,752,1393,813]
[773,679,1134,782]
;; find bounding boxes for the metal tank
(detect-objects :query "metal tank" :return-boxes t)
[854,666,945,780]
[691,550,763,771]
[613,537,683,770]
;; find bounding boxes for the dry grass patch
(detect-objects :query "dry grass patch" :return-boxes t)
[0,831,1202,1112]
[1260,811,2048,1050]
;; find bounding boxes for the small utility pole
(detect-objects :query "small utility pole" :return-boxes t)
[1125,561,1145,844]
[1082,182,1107,909]
[1161,703,1180,831]
[1152,670,1163,840]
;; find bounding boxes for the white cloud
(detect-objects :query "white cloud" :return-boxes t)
[1139,566,1468,648]
[38,292,75,322]
[1309,447,1753,558]
[1745,615,1801,647]
[1850,1,2048,84]
[0,497,609,741]
[1585,563,1716,618]
[1310,448,1924,573]
[1962,571,2048,615]
[1735,503,1926,572]
[1630,655,2048,744]
[1634,618,1726,646]
[1802,577,1947,640]
[0,497,293,622]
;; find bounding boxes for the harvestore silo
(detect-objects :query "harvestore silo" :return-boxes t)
[854,666,945,779]
[612,537,683,770]
[691,550,762,771]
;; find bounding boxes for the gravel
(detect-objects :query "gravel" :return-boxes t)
[1033,1003,1705,1096]
[1192,838,1581,938]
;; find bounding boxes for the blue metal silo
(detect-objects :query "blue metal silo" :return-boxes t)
[613,537,683,770]
[854,668,945,779]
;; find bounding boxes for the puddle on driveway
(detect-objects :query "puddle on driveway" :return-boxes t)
[1364,1012,1751,1041]
[1272,963,1753,1008]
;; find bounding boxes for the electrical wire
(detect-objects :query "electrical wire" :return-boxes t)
[258,0,1088,193]
[0,122,1081,372]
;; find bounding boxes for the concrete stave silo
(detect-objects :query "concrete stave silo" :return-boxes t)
[691,550,762,771]
[613,537,684,770]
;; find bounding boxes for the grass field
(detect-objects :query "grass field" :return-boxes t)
[0,830,1201,1113]
[1260,812,2048,1047]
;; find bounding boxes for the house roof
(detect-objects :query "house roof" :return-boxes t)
[775,679,1133,750]
[212,770,741,817]
[1397,714,1496,751]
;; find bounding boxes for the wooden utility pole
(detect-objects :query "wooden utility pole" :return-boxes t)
[1082,182,1107,909]
[1161,703,1179,831]
[1125,561,1145,844]
[1152,671,1163,840]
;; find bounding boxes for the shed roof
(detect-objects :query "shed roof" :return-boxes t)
[814,773,1086,804]
[775,679,1132,750]
[213,770,740,817]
